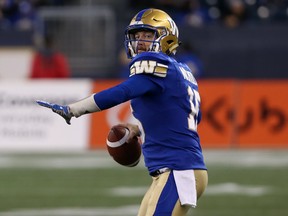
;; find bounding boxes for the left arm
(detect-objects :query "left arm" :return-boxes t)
[94,74,162,110]
[36,74,161,124]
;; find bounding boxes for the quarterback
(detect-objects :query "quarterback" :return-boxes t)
[37,8,208,216]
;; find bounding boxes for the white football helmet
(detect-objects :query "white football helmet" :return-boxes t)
[125,8,180,58]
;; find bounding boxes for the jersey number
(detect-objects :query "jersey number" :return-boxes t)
[187,86,200,131]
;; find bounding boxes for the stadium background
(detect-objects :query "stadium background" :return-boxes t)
[0,0,288,215]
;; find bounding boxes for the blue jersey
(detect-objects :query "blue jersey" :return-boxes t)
[94,52,206,174]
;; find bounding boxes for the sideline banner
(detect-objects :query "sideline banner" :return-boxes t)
[197,80,236,148]
[0,80,92,151]
[237,80,288,148]
[198,80,288,148]
[2,79,286,151]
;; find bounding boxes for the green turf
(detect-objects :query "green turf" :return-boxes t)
[194,167,288,216]
[0,168,149,211]
[0,152,287,216]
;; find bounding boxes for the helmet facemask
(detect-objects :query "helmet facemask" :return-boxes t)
[125,26,168,58]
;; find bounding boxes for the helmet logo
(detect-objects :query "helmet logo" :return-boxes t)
[167,18,179,37]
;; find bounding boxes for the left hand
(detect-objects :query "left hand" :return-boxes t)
[36,100,73,125]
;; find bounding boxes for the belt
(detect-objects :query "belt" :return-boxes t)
[150,167,171,177]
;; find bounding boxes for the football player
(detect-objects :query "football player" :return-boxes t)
[37,8,208,216]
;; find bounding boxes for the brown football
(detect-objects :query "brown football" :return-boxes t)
[106,125,141,167]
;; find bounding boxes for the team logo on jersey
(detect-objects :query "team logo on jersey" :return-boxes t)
[130,60,168,77]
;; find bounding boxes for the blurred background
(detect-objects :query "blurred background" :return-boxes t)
[0,0,288,215]
[1,0,288,79]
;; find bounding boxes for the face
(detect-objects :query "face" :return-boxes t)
[133,30,156,54]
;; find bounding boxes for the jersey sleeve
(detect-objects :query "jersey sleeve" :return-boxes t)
[94,74,161,110]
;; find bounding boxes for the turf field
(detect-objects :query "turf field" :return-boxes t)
[0,150,287,216]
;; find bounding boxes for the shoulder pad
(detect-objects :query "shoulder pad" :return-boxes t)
[129,52,169,77]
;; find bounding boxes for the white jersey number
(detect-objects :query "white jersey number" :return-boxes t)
[187,86,200,131]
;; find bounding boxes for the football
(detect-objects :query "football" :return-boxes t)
[106,125,141,167]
